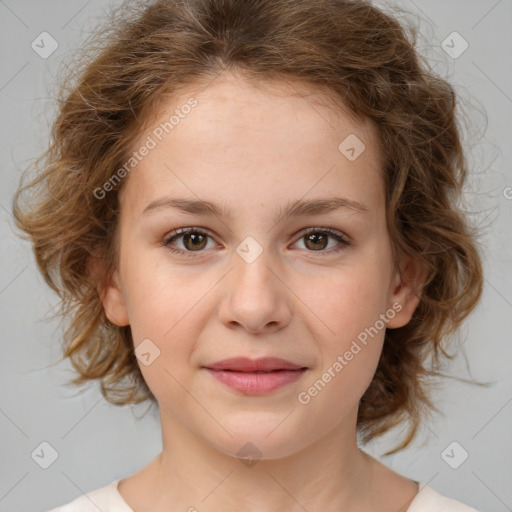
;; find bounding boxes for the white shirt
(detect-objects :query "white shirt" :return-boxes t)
[47,479,480,511]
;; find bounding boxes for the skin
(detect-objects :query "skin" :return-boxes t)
[97,69,425,511]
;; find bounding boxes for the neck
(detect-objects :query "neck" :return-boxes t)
[143,407,375,511]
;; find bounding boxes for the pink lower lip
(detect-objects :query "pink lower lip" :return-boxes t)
[204,368,307,395]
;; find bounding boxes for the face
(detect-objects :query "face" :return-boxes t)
[100,70,423,460]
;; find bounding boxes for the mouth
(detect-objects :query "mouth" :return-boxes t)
[202,357,308,395]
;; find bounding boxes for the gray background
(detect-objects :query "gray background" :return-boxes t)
[1,1,511,511]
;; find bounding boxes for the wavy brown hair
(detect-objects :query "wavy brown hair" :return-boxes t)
[12,0,484,454]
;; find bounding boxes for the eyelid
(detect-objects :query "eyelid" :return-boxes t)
[294,226,350,243]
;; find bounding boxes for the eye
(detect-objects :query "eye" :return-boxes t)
[292,227,350,254]
[163,227,217,256]
[163,226,350,257]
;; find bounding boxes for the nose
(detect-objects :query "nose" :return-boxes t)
[216,246,293,335]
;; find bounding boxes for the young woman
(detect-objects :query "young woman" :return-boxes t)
[13,0,483,510]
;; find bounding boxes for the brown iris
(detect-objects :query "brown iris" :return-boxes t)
[304,232,328,251]
[183,232,208,251]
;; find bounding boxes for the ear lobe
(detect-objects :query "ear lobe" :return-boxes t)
[386,253,427,330]
[88,256,130,327]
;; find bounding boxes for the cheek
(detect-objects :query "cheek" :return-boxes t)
[296,271,387,422]
[121,253,216,391]
[300,261,389,343]
[294,257,390,392]
[121,246,208,340]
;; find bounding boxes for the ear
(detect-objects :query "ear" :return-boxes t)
[88,256,130,327]
[386,251,426,329]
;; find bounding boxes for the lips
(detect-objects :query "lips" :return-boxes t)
[203,357,307,372]
[202,357,308,395]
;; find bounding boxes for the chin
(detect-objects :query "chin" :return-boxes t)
[202,421,308,462]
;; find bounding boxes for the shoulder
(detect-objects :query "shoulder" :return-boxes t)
[407,483,479,512]
[46,479,132,512]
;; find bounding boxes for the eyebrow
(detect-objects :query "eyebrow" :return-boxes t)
[142,196,369,220]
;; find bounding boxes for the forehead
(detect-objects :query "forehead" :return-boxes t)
[120,70,384,220]
[160,71,375,143]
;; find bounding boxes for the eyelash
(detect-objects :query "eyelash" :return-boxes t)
[162,227,351,257]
